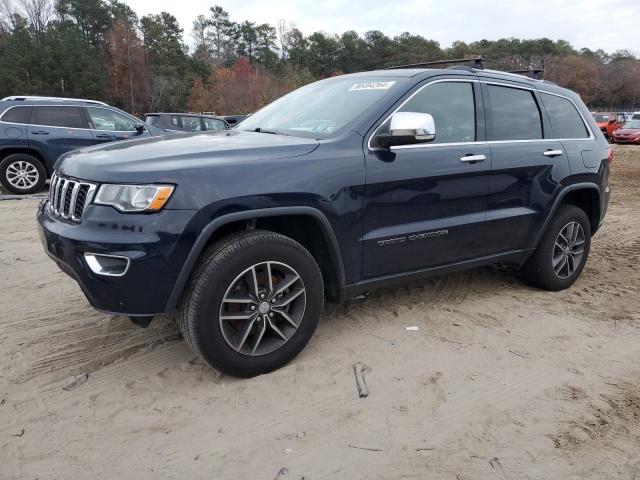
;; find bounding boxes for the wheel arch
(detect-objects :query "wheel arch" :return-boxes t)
[0,148,49,175]
[165,206,346,310]
[534,182,602,247]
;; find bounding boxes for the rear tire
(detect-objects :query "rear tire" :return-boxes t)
[0,153,47,194]
[177,230,324,377]
[521,205,591,291]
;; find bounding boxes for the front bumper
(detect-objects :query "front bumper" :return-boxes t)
[37,201,197,315]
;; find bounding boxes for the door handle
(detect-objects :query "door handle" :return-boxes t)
[31,130,50,135]
[460,154,487,163]
[94,134,112,139]
[543,149,564,157]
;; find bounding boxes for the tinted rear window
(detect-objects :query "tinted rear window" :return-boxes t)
[540,93,589,139]
[487,85,542,140]
[31,106,86,129]
[1,106,32,124]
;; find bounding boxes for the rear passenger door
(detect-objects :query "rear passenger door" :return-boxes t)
[482,82,571,254]
[27,106,93,166]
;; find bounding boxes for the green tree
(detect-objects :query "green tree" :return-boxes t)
[255,23,277,68]
[140,12,188,111]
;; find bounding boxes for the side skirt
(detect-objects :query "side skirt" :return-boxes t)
[341,249,534,300]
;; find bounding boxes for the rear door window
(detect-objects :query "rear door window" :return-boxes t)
[487,85,542,140]
[540,93,589,139]
[1,106,32,124]
[31,106,86,129]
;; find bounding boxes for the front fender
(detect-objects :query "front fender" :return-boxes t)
[164,206,346,310]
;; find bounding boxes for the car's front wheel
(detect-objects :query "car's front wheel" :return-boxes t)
[521,205,591,291]
[177,230,324,377]
[0,153,47,194]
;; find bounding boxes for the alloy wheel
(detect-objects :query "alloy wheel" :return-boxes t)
[6,161,40,190]
[552,221,586,279]
[219,261,306,356]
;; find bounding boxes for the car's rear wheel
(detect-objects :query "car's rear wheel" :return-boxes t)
[521,205,591,291]
[177,230,324,377]
[0,154,47,194]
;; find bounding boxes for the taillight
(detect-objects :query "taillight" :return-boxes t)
[606,147,614,164]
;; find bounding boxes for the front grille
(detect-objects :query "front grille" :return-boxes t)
[48,173,97,222]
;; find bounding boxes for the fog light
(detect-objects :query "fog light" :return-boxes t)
[84,253,130,277]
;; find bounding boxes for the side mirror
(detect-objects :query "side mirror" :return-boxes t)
[135,124,146,134]
[376,112,436,148]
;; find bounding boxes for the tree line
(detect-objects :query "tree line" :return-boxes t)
[1,0,639,117]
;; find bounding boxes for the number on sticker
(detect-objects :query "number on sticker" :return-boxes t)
[349,81,396,91]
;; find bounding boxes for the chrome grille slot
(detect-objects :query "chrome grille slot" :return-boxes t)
[48,174,97,222]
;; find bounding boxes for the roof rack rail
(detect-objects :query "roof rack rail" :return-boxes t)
[507,69,544,80]
[1,95,108,106]
[384,57,484,70]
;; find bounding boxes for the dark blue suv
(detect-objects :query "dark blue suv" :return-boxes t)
[0,96,162,194]
[37,66,611,377]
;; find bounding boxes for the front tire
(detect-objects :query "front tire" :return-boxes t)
[522,205,591,291]
[0,154,47,194]
[177,230,324,377]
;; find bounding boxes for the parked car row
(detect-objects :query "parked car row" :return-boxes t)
[0,96,249,194]
[591,111,640,143]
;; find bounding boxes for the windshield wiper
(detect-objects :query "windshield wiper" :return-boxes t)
[252,127,289,136]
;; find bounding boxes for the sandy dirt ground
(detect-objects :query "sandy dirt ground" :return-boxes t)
[1,145,639,480]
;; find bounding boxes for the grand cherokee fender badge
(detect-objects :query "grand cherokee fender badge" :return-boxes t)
[377,229,449,247]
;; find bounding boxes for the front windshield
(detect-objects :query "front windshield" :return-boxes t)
[623,120,640,129]
[593,114,611,122]
[238,76,405,139]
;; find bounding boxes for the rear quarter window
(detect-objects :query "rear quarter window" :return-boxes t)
[540,93,589,139]
[1,106,32,124]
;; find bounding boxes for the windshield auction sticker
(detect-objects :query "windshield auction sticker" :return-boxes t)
[349,81,396,91]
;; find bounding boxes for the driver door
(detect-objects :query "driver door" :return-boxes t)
[362,79,493,278]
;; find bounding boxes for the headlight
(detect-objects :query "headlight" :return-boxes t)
[94,184,174,212]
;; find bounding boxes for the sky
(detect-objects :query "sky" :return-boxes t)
[121,0,640,55]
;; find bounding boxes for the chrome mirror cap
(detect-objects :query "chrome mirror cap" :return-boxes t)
[389,112,436,141]
[374,112,437,148]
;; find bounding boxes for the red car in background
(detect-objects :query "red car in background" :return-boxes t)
[612,120,640,144]
[592,112,626,139]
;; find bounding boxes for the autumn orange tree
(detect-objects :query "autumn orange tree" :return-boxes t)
[105,17,147,116]
[187,56,313,115]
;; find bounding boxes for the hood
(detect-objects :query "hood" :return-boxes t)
[58,130,319,183]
